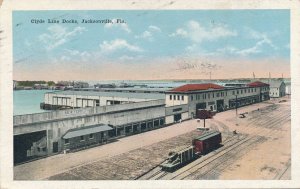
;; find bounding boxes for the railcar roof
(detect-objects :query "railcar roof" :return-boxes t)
[194,131,221,141]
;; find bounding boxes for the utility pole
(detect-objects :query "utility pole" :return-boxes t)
[235,95,238,116]
[235,94,238,126]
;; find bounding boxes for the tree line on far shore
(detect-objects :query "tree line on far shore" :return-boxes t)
[16,80,55,87]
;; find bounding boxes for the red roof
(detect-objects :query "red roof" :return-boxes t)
[247,81,269,87]
[170,83,224,92]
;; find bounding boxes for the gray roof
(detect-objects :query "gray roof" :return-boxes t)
[47,90,165,100]
[97,87,171,92]
[62,124,113,139]
[269,81,285,88]
[194,131,220,141]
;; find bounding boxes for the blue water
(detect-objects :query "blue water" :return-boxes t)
[13,90,55,115]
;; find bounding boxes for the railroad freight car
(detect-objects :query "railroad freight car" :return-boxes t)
[192,131,222,154]
[160,131,222,172]
[160,146,198,172]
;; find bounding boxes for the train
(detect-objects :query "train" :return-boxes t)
[160,131,222,172]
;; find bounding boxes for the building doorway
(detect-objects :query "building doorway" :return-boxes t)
[174,113,182,122]
[216,99,224,112]
[52,142,58,153]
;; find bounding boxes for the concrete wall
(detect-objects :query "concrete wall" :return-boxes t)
[14,100,165,155]
[165,115,174,125]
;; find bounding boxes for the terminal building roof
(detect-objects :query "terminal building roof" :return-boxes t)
[247,81,270,87]
[47,90,165,100]
[268,80,285,88]
[169,83,224,92]
[167,81,269,93]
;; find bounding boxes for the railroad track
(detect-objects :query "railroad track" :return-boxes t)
[136,133,242,180]
[159,104,291,180]
[137,102,291,180]
[167,135,258,180]
[273,159,291,180]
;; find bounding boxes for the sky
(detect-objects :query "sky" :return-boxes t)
[13,10,290,81]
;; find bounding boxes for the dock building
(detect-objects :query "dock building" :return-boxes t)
[164,81,270,124]
[14,81,270,164]
[269,80,286,98]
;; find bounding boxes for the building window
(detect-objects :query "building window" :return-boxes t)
[65,139,69,144]
[216,93,219,97]
[170,95,172,100]
[177,95,180,100]
[160,118,165,125]
[208,93,210,99]
[248,89,250,93]
[89,134,94,139]
[237,90,239,94]
[232,91,235,95]
[181,95,184,100]
[80,136,84,141]
[191,95,193,101]
[255,88,257,92]
[95,99,100,106]
[225,92,227,96]
[204,94,206,99]
[212,93,214,98]
[174,95,176,100]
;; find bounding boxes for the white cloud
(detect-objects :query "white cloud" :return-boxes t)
[119,55,143,61]
[100,39,143,53]
[135,25,161,41]
[64,49,80,56]
[135,31,152,40]
[217,28,278,56]
[39,25,86,50]
[149,25,161,32]
[61,49,91,62]
[104,19,131,33]
[246,28,277,50]
[169,20,237,43]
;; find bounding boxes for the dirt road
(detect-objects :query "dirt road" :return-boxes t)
[14,97,291,180]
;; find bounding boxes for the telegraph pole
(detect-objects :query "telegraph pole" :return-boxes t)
[235,95,238,116]
[235,94,238,126]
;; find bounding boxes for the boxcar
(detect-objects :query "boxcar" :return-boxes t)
[192,131,222,154]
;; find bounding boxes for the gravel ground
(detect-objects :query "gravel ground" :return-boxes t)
[14,96,291,180]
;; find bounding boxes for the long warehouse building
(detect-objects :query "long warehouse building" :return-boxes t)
[14,81,270,163]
